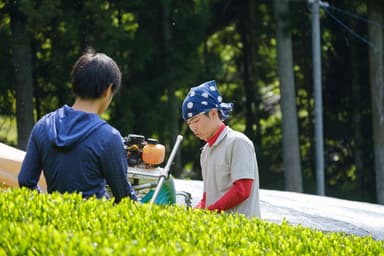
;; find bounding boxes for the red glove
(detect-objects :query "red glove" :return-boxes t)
[207,179,253,211]
[194,192,206,209]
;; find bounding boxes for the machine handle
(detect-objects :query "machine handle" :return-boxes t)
[149,135,183,204]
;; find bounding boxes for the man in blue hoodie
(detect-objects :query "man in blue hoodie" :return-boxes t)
[18,48,137,203]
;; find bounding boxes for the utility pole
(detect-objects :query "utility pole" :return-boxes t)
[309,0,328,196]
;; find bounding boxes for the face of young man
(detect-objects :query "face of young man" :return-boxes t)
[186,109,221,141]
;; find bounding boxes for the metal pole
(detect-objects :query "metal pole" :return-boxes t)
[150,135,183,204]
[311,0,325,195]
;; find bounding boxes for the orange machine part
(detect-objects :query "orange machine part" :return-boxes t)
[142,140,165,166]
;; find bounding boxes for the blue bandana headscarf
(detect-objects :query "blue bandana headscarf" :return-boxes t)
[182,80,233,121]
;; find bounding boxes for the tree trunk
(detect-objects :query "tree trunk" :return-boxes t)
[239,1,257,142]
[273,0,303,192]
[350,31,365,201]
[10,1,34,150]
[239,0,263,162]
[161,0,181,175]
[368,1,384,204]
[249,1,263,168]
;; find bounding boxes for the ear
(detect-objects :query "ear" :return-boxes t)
[210,109,220,119]
[103,84,113,98]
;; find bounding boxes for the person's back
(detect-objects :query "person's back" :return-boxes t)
[18,48,137,203]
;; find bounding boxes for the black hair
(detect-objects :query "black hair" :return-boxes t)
[71,48,122,99]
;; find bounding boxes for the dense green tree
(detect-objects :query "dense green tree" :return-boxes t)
[1,0,383,204]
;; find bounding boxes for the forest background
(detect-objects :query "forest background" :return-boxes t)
[1,0,384,205]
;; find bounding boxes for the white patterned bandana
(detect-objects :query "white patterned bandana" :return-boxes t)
[182,80,233,121]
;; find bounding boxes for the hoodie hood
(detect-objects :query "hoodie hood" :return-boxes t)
[45,105,106,149]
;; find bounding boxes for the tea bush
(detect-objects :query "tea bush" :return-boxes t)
[0,188,383,255]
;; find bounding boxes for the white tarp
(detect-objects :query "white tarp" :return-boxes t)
[174,179,384,240]
[0,142,47,190]
[0,142,26,187]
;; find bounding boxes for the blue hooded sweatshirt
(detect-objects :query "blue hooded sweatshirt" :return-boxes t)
[18,105,137,203]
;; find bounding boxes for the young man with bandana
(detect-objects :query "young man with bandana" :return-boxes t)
[182,80,261,218]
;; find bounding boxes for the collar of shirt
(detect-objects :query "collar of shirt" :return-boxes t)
[206,123,226,147]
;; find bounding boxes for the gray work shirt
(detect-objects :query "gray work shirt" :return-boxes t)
[200,126,261,218]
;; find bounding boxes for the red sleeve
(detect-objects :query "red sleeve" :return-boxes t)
[207,179,253,211]
[194,191,206,209]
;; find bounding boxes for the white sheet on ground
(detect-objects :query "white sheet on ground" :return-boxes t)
[174,179,384,240]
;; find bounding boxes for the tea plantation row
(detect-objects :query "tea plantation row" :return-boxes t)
[0,188,383,255]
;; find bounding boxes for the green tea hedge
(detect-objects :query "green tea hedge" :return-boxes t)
[0,188,383,255]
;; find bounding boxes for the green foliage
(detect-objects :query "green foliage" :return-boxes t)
[0,8,14,120]
[0,0,380,202]
[0,115,17,146]
[0,188,383,255]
